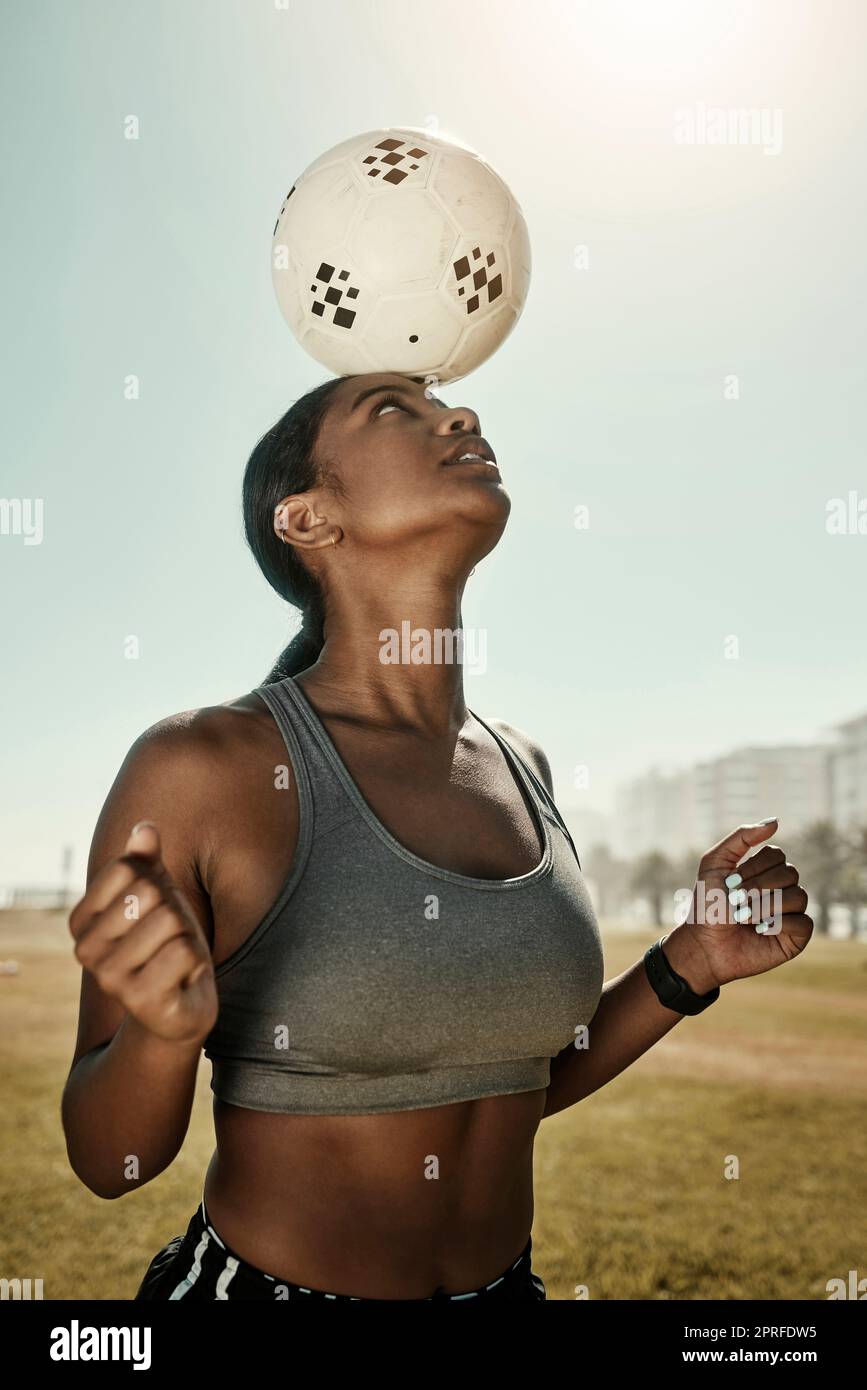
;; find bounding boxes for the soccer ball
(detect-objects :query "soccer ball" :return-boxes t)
[271,127,531,386]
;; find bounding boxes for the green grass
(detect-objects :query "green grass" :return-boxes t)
[1,913,865,1299]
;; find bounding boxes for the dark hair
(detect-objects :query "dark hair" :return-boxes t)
[243,375,349,684]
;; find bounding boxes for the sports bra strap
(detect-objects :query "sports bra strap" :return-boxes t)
[484,728,582,872]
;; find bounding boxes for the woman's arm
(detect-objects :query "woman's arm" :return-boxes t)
[62,1020,205,1199]
[543,816,813,1118]
[497,726,814,1121]
[542,925,715,1118]
[61,718,219,1199]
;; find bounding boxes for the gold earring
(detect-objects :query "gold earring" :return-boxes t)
[331,533,337,547]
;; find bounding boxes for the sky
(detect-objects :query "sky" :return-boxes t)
[2,0,866,891]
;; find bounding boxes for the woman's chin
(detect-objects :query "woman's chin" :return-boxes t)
[451,484,512,536]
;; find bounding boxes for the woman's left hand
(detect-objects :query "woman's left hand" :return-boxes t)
[677,818,814,990]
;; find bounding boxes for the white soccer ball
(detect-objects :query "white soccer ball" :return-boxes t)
[271,127,531,386]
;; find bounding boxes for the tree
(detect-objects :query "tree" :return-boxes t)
[583,841,628,918]
[670,846,704,918]
[841,825,867,939]
[785,820,846,936]
[629,851,675,928]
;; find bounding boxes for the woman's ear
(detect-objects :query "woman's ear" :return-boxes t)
[273,501,291,536]
[273,495,337,550]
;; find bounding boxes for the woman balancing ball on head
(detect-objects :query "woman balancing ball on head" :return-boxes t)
[62,372,814,1302]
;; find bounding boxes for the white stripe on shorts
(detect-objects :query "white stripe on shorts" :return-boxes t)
[169,1230,211,1300]
[214,1254,240,1299]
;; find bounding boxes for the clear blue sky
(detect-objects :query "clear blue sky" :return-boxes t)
[2,0,866,890]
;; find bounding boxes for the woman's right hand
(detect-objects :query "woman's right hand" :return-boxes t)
[68,821,218,1045]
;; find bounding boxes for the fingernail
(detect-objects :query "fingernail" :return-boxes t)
[130,820,154,835]
[733,906,752,923]
[757,816,778,825]
[724,872,743,889]
[756,918,775,934]
[728,888,747,906]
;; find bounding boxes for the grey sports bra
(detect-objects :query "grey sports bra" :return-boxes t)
[202,676,605,1115]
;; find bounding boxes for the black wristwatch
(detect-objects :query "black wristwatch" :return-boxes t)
[644,935,720,1015]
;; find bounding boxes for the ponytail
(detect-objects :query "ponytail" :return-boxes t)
[242,376,348,683]
[263,584,326,685]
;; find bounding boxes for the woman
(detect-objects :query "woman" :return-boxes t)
[62,371,813,1301]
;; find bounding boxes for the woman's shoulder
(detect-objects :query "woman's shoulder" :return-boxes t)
[95,693,295,885]
[485,716,554,797]
[85,696,273,911]
[133,691,276,753]
[120,689,283,789]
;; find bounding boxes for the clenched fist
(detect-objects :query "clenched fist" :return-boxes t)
[677,817,813,990]
[69,821,218,1045]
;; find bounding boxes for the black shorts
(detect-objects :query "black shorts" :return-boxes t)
[134,1194,547,1302]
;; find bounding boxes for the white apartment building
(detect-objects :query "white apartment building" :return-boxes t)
[829,711,867,832]
[613,743,832,858]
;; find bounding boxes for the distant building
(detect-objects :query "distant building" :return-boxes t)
[612,767,691,858]
[0,885,75,910]
[556,804,616,861]
[612,742,833,858]
[691,743,831,848]
[829,711,867,832]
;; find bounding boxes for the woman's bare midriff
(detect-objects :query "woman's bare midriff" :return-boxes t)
[202,1086,546,1298]
[196,690,554,1298]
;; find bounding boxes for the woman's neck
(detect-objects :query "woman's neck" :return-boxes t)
[295,586,476,738]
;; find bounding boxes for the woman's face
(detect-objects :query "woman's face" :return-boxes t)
[312,373,511,564]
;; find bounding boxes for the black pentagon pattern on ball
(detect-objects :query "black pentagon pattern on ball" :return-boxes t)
[309,261,358,329]
[360,137,429,185]
[453,247,501,314]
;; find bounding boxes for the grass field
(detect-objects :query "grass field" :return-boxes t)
[1,910,865,1300]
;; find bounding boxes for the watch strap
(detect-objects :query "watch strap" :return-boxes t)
[644,935,720,1015]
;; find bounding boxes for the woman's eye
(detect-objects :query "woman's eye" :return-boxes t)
[374,395,406,417]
